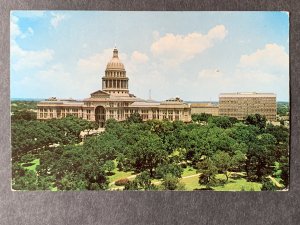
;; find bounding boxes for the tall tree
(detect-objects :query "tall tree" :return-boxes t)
[245,114,267,131]
[126,132,167,176]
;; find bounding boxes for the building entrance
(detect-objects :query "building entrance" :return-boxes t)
[95,106,106,127]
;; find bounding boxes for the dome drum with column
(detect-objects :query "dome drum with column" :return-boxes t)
[102,48,129,95]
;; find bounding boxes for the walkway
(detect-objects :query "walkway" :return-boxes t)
[109,173,200,190]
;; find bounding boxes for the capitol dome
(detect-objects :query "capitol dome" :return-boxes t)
[106,48,125,71]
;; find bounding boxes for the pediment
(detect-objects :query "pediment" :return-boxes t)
[90,90,110,98]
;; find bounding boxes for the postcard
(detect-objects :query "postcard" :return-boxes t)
[11,11,289,191]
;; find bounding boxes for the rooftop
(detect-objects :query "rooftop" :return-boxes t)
[219,92,276,98]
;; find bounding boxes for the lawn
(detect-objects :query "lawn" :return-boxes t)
[107,161,137,183]
[21,158,40,171]
[181,172,262,191]
[19,158,263,191]
[182,166,197,177]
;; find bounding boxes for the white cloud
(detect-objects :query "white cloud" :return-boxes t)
[11,15,34,39]
[16,64,78,98]
[11,14,55,71]
[50,12,66,28]
[150,25,228,66]
[77,49,119,73]
[11,41,54,71]
[152,31,160,40]
[239,43,288,74]
[28,27,34,35]
[10,15,21,38]
[131,51,149,64]
[20,27,34,39]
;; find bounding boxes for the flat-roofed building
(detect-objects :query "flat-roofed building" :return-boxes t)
[219,92,276,121]
[190,103,219,116]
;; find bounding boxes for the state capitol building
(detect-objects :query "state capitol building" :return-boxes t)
[37,48,191,127]
[37,48,277,126]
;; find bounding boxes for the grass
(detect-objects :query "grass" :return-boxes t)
[21,158,40,171]
[108,161,136,184]
[182,166,197,177]
[19,158,263,191]
[181,172,262,191]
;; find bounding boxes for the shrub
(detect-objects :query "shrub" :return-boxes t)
[21,153,35,163]
[181,163,187,169]
[115,178,130,186]
[261,178,277,191]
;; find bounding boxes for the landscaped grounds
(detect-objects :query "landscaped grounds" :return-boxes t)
[12,101,289,191]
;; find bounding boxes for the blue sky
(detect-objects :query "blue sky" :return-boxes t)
[11,11,289,101]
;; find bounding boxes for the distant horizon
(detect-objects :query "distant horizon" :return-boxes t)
[11,97,290,103]
[11,11,289,101]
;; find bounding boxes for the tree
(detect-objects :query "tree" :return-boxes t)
[124,172,158,190]
[11,110,36,121]
[126,132,167,176]
[161,174,185,190]
[261,177,277,191]
[126,112,143,123]
[212,151,232,181]
[36,145,109,191]
[83,132,120,161]
[266,124,289,144]
[208,116,233,129]
[245,114,267,130]
[197,158,218,186]
[277,102,289,116]
[191,113,212,122]
[21,153,35,163]
[155,163,183,179]
[124,180,140,190]
[12,162,54,191]
[245,133,277,181]
[104,160,115,175]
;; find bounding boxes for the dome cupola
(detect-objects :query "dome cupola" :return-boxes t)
[106,48,125,71]
[102,48,129,95]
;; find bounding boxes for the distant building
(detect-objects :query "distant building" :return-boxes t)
[190,103,219,116]
[219,92,276,121]
[37,48,191,127]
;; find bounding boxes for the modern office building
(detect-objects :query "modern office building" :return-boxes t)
[219,92,277,121]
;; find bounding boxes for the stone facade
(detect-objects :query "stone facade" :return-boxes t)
[219,92,277,121]
[37,48,191,126]
[190,103,219,116]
